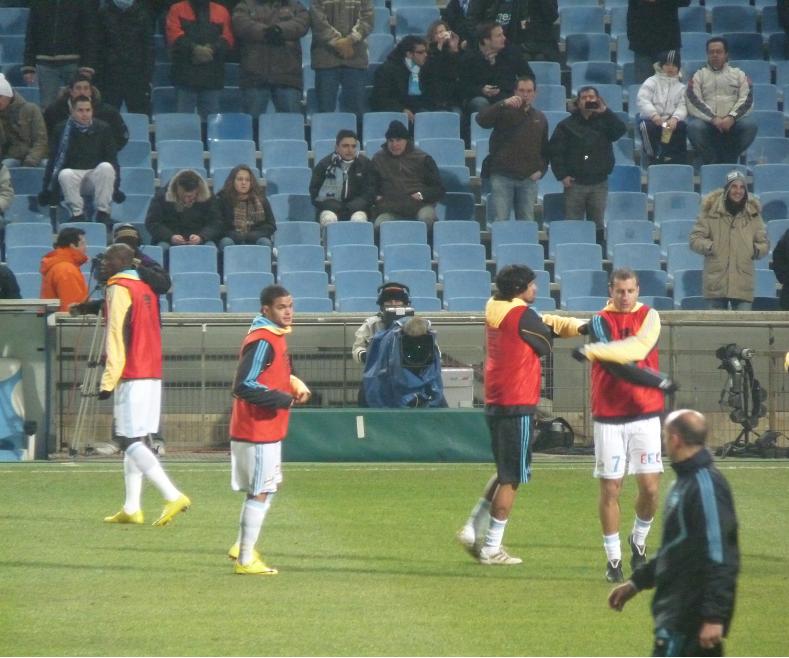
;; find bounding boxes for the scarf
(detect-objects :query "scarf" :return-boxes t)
[232,195,266,235]
[48,119,92,192]
[317,154,353,202]
[405,58,422,96]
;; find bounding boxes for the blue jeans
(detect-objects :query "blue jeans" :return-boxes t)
[707,297,752,311]
[175,87,220,119]
[687,115,758,165]
[219,236,272,251]
[314,66,367,116]
[37,62,78,109]
[242,86,302,116]
[489,173,538,221]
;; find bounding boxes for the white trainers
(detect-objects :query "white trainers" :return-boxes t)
[478,546,523,565]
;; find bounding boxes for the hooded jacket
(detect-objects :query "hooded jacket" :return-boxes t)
[637,66,687,122]
[0,93,48,167]
[309,0,373,71]
[370,142,445,217]
[689,189,769,302]
[39,245,89,311]
[686,63,753,123]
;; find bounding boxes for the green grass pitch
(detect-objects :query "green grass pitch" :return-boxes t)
[1,459,788,656]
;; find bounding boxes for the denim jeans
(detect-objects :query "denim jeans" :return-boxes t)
[707,297,752,311]
[315,66,367,116]
[564,181,608,229]
[489,173,538,221]
[219,236,272,251]
[37,62,78,109]
[687,115,758,165]
[175,87,220,119]
[242,85,302,116]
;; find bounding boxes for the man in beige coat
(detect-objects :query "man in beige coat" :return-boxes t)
[689,170,769,310]
[0,74,47,168]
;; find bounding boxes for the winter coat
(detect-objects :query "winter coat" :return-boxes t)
[686,63,752,123]
[310,152,376,207]
[371,142,445,217]
[0,264,21,299]
[458,45,534,104]
[369,57,430,113]
[309,0,372,70]
[689,190,769,302]
[0,163,14,215]
[637,68,687,122]
[166,0,235,90]
[0,93,48,166]
[442,0,476,47]
[145,170,223,244]
[39,245,89,311]
[97,0,155,86]
[44,88,129,152]
[216,188,277,244]
[233,0,310,90]
[420,44,462,110]
[626,0,689,57]
[473,0,559,55]
[772,228,789,310]
[476,101,548,180]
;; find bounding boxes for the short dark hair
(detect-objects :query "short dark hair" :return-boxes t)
[393,35,427,60]
[577,85,599,98]
[707,36,728,53]
[495,265,535,301]
[260,285,291,308]
[667,410,708,446]
[71,94,92,107]
[515,75,537,90]
[476,22,500,44]
[175,170,202,192]
[55,227,85,248]
[609,268,639,287]
[335,129,358,145]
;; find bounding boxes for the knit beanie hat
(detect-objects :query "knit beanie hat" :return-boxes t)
[723,170,747,198]
[0,74,13,99]
[377,282,411,307]
[385,120,410,140]
[657,50,681,70]
[113,223,141,249]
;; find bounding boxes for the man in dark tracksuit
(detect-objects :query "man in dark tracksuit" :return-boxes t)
[608,409,740,657]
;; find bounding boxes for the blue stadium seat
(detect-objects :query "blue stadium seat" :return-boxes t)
[140,244,163,265]
[325,222,375,258]
[605,191,648,223]
[293,297,334,312]
[475,139,489,177]
[334,270,382,304]
[267,194,315,223]
[634,269,668,297]
[276,244,325,278]
[311,112,356,145]
[416,138,466,167]
[335,296,379,311]
[383,244,432,278]
[721,33,764,61]
[495,243,545,272]
[279,270,330,298]
[613,137,635,166]
[225,271,275,304]
[409,296,442,311]
[753,164,789,195]
[564,33,611,65]
[652,191,700,227]
[647,164,695,199]
[218,87,243,113]
[258,113,305,146]
[330,244,379,281]
[14,271,41,299]
[559,6,605,38]
[437,244,486,281]
[120,113,150,143]
[570,62,617,94]
[672,269,704,307]
[608,164,641,192]
[554,242,603,282]
[414,112,461,142]
[490,221,540,258]
[65,222,107,247]
[750,84,779,111]
[432,219,480,258]
[438,165,471,193]
[700,164,746,196]
[5,245,49,274]
[659,219,695,257]
[222,245,272,281]
[614,34,633,66]
[368,33,395,62]
[4,223,52,249]
[758,192,789,221]
[752,296,780,311]
[264,167,312,195]
[541,193,566,223]
[761,5,783,36]
[0,7,29,34]
[606,220,654,259]
[394,6,440,36]
[766,219,789,248]
[373,6,391,34]
[677,296,707,310]
[666,244,703,278]
[612,242,661,271]
[712,6,758,33]
[118,141,153,169]
[565,295,610,311]
[681,59,706,81]
[0,34,25,60]
[559,269,609,308]
[532,84,568,112]
[543,112,570,139]
[312,139,335,164]
[529,61,561,85]
[4,195,50,224]
[608,6,628,39]
[640,295,674,310]
[548,219,596,259]
[168,245,218,275]
[532,296,557,311]
[226,297,264,313]
[379,220,428,257]
[436,192,476,221]
[9,168,44,195]
[171,272,221,305]
[384,269,437,297]
[119,168,155,198]
[746,137,789,167]
[681,32,713,61]
[209,140,257,176]
[207,113,254,142]
[748,111,785,139]
[153,113,201,143]
[171,297,224,312]
[735,60,772,85]
[442,269,491,309]
[260,139,309,172]
[363,112,409,151]
[156,140,204,172]
[678,5,707,32]
[769,35,788,63]
[444,296,489,311]
[113,195,153,223]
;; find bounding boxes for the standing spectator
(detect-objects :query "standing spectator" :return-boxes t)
[40,96,124,224]
[772,228,789,310]
[636,50,687,166]
[145,169,223,250]
[226,284,311,575]
[99,243,192,528]
[310,0,373,116]
[472,0,560,62]
[309,129,375,227]
[549,86,627,239]
[43,73,129,154]
[166,0,235,119]
[476,75,548,221]
[686,37,756,166]
[627,0,689,85]
[0,264,21,299]
[0,74,48,167]
[369,36,430,120]
[233,0,310,116]
[39,226,88,312]
[689,170,769,311]
[22,0,99,109]
[217,164,277,250]
[442,0,475,48]
[609,409,740,658]
[370,120,445,228]
[97,0,156,116]
[420,21,464,113]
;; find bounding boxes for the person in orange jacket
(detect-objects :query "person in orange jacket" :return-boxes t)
[39,226,88,311]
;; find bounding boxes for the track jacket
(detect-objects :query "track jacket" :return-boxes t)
[686,63,752,122]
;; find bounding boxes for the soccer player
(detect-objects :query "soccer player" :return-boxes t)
[100,244,191,527]
[572,268,668,583]
[227,285,311,575]
[456,265,585,565]
[608,409,740,657]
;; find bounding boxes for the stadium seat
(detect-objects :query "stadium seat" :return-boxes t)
[276,244,325,277]
[606,220,654,259]
[118,142,153,169]
[721,33,764,61]
[700,164,746,196]
[325,221,375,257]
[681,32,713,61]
[311,112,356,145]
[171,297,224,312]
[548,219,596,259]
[559,269,609,308]
[379,220,428,257]
[65,222,107,247]
[672,269,704,307]
[758,192,789,221]
[638,295,672,310]
[113,195,153,223]
[153,113,202,143]
[372,6,390,34]
[554,242,603,282]
[766,219,789,249]
[258,113,305,146]
[222,245,272,281]
[368,33,395,62]
[633,269,668,297]
[9,168,44,195]
[442,269,491,309]
[437,244,486,281]
[659,220,695,257]
[608,164,641,192]
[678,5,706,32]
[171,272,221,305]
[495,243,545,273]
[209,140,257,175]
[751,296,780,311]
[207,113,254,141]
[605,192,648,223]
[712,6,758,33]
[747,111,785,139]
[761,5,783,36]
[678,296,708,310]
[385,268,437,297]
[652,191,701,227]
[312,139,335,164]
[735,60,772,86]
[614,34,633,65]
[543,112,570,141]
[564,33,611,65]
[363,112,410,151]
[438,165,471,193]
[260,139,309,171]
[414,112,461,142]
[541,193,566,223]
[168,245,218,275]
[666,244,703,278]
[570,62,617,94]
[4,195,50,224]
[432,220,480,258]
[532,296,556,311]
[273,221,321,250]
[14,271,41,299]
[334,270,382,303]
[750,84,779,111]
[559,6,605,38]
[218,87,243,113]
[0,7,29,34]
[608,7,627,39]
[294,297,334,312]
[436,192,476,221]
[330,244,379,281]
[753,164,789,196]
[490,221,540,258]
[4,223,52,250]
[565,296,610,311]
[746,137,789,168]
[382,244,432,278]
[444,296,489,311]
[769,35,788,63]
[755,269,777,298]
[409,296,441,311]
[225,271,275,304]
[335,296,379,311]
[267,194,315,223]
[613,137,635,166]
[139,244,163,265]
[226,297,263,313]
[156,140,204,173]
[474,139,489,177]
[532,84,568,112]
[528,61,561,86]
[394,6,441,36]
[646,164,694,199]
[279,270,330,298]
[416,138,466,167]
[264,167,311,195]
[5,245,49,274]
[612,243,662,271]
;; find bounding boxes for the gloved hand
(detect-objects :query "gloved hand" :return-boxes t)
[571,347,588,362]
[112,189,126,204]
[191,44,214,64]
[577,323,589,336]
[264,25,285,46]
[97,390,112,400]
[659,378,679,394]
[333,36,355,59]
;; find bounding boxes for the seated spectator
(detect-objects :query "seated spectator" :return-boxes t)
[145,169,222,250]
[39,226,88,312]
[370,35,431,121]
[773,227,789,310]
[0,162,14,220]
[0,74,48,167]
[686,37,756,165]
[216,164,277,250]
[0,263,21,299]
[167,0,235,119]
[459,22,534,115]
[43,73,129,154]
[309,129,376,227]
[637,50,687,165]
[473,0,560,62]
[370,120,445,228]
[39,96,124,225]
[689,170,769,311]
[420,20,464,113]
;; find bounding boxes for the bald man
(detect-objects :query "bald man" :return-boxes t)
[608,410,740,657]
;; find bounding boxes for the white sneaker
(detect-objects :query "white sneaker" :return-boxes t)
[478,546,523,565]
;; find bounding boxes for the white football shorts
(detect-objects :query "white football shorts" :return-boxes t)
[593,416,663,479]
[231,440,283,495]
[114,379,161,438]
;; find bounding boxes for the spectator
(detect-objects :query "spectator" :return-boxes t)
[420,20,464,113]
[370,120,445,228]
[442,0,475,48]
[689,170,769,311]
[145,169,222,250]
[636,50,687,165]
[0,73,48,167]
[39,226,88,312]
[43,73,129,154]
[40,96,124,225]
[459,22,534,115]
[772,227,789,310]
[476,75,548,221]
[217,164,277,250]
[0,264,21,299]
[686,37,756,166]
[233,0,310,116]
[97,0,156,116]
[0,162,15,220]
[549,86,627,239]
[310,0,373,116]
[627,0,689,84]
[166,0,235,119]
[369,35,430,120]
[472,0,559,62]
[309,129,375,227]
[22,0,99,109]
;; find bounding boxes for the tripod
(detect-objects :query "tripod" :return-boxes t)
[717,356,767,458]
[69,308,105,457]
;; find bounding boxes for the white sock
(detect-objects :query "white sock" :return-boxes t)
[483,516,508,551]
[126,441,180,502]
[632,515,653,548]
[604,532,622,563]
[234,501,245,546]
[239,496,273,565]
[122,453,143,514]
[464,497,490,533]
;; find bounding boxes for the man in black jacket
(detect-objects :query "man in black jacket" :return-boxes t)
[627,0,690,84]
[608,409,740,657]
[370,35,431,122]
[471,0,559,62]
